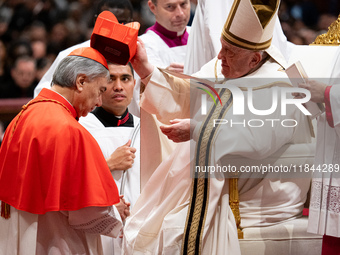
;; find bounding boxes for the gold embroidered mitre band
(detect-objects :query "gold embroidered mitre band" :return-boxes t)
[222,0,280,50]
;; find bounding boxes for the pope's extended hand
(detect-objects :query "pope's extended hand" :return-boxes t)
[131,38,154,79]
[106,140,136,171]
[160,118,196,143]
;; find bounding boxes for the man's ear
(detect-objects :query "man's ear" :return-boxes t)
[249,52,262,69]
[76,75,86,92]
[148,0,156,15]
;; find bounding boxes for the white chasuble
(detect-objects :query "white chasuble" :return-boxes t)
[123,54,312,254]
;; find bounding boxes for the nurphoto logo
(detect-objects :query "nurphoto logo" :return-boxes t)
[200,84,311,116]
[198,82,312,128]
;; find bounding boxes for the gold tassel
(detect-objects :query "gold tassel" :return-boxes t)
[1,201,10,219]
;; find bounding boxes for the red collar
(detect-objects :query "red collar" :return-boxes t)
[38,88,78,120]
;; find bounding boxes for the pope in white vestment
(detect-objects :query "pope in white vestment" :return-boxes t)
[123,0,312,254]
[123,55,312,255]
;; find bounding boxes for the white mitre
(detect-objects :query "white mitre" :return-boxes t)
[222,0,279,50]
[222,0,286,67]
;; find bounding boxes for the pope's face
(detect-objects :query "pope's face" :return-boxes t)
[217,38,256,79]
[102,64,135,116]
[76,76,108,118]
[149,0,190,33]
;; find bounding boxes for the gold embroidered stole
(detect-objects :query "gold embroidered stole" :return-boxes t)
[182,88,233,255]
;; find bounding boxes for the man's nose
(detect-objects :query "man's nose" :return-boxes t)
[175,5,185,17]
[113,80,123,91]
[217,50,223,60]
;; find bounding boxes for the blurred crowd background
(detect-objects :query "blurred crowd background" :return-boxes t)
[0,0,338,100]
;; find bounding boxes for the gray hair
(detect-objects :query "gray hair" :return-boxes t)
[52,56,109,88]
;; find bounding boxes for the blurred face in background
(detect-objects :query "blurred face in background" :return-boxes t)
[11,57,36,89]
[31,40,47,59]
